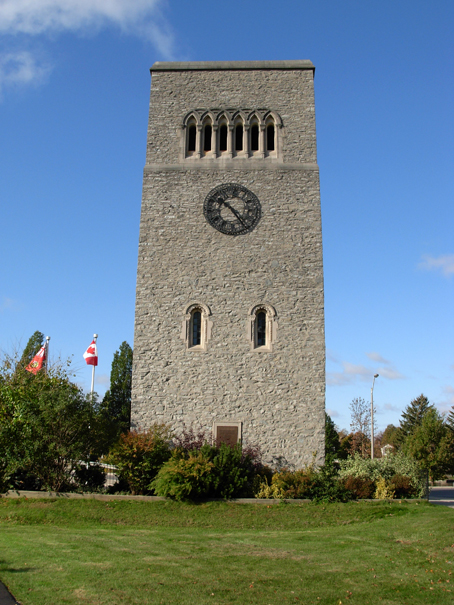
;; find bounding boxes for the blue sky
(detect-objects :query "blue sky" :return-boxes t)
[1,0,453,433]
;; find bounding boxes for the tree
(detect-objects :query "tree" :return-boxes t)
[0,352,103,491]
[101,342,133,442]
[17,330,44,371]
[325,413,341,464]
[398,394,433,443]
[446,406,454,433]
[380,424,400,449]
[402,408,454,482]
[349,397,376,458]
[337,430,352,460]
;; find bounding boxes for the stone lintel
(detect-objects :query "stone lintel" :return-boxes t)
[143,162,319,174]
[151,60,315,73]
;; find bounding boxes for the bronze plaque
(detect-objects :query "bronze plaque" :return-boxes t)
[216,425,239,447]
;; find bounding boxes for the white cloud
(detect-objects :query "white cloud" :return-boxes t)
[327,359,405,386]
[377,366,405,380]
[436,385,454,415]
[326,408,339,418]
[0,51,51,94]
[0,295,23,312]
[418,254,454,278]
[383,403,400,412]
[95,373,110,385]
[0,1,174,98]
[327,362,372,386]
[326,349,339,363]
[1,0,161,34]
[366,351,390,364]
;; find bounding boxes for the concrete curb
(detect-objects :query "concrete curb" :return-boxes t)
[0,490,427,504]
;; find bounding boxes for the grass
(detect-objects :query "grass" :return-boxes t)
[0,498,453,604]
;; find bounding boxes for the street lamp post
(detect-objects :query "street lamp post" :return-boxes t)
[371,374,379,459]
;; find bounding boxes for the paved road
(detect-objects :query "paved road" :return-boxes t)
[0,582,17,605]
[429,486,454,508]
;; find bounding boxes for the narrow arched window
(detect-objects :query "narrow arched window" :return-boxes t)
[235,124,243,151]
[251,124,259,151]
[266,124,275,151]
[192,311,201,346]
[203,124,212,152]
[219,124,228,151]
[188,125,196,152]
[256,311,266,347]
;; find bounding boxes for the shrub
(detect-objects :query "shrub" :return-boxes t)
[150,451,215,500]
[271,468,315,499]
[172,425,212,451]
[106,424,172,495]
[342,475,375,499]
[152,441,262,501]
[74,463,106,492]
[309,464,351,503]
[374,476,395,499]
[256,463,350,503]
[254,476,285,499]
[390,474,416,499]
[338,452,427,498]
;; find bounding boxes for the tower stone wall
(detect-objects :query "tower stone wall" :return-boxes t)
[132,61,325,468]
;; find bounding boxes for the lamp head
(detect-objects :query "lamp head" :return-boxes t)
[374,373,379,378]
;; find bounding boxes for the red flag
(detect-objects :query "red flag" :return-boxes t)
[26,345,47,374]
[83,340,98,366]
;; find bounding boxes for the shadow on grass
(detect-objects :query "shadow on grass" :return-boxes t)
[0,561,35,573]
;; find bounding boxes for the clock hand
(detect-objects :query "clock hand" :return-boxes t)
[221,200,246,226]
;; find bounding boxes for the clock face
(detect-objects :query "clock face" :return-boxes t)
[203,183,261,236]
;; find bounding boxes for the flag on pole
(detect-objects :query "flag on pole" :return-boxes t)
[26,345,47,374]
[83,340,98,366]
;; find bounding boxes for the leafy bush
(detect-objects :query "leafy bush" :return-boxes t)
[338,453,427,498]
[390,474,416,499]
[151,450,215,500]
[271,468,315,499]
[254,476,285,499]
[106,424,172,495]
[342,475,375,499]
[172,425,212,451]
[152,442,262,501]
[74,463,106,492]
[374,476,395,499]
[306,464,351,503]
[255,463,350,503]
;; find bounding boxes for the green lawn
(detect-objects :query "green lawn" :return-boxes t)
[0,498,453,604]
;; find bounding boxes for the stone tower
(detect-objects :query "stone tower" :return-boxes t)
[131,61,325,468]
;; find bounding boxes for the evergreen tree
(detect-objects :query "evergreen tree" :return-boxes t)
[402,408,454,481]
[325,412,340,464]
[447,406,454,433]
[102,342,133,442]
[18,331,44,370]
[398,394,433,443]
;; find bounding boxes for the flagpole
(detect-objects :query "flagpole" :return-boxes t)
[45,336,50,374]
[90,334,98,397]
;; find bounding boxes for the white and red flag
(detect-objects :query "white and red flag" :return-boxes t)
[26,345,47,374]
[83,340,98,366]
